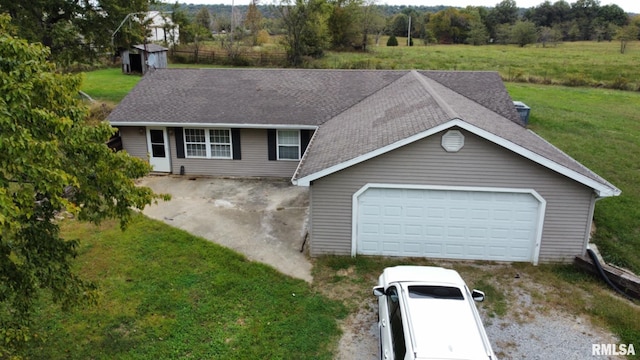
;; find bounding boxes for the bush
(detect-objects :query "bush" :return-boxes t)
[387,35,398,47]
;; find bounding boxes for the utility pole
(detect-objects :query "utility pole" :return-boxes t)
[407,16,411,46]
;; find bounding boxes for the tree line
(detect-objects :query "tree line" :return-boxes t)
[1,0,639,69]
[161,0,640,67]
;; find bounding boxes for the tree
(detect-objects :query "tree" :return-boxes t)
[386,34,398,46]
[0,14,162,355]
[327,0,362,49]
[467,18,490,45]
[246,0,264,46]
[510,20,538,46]
[360,0,386,49]
[0,0,150,67]
[195,6,212,31]
[276,0,330,66]
[617,24,639,53]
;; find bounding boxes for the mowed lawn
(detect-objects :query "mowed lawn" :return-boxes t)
[25,214,346,359]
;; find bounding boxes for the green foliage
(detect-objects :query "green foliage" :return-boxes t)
[0,0,149,68]
[276,0,331,66]
[0,14,162,356]
[386,34,398,46]
[510,20,538,47]
[19,215,346,359]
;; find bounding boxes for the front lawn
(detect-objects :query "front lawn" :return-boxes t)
[23,214,346,359]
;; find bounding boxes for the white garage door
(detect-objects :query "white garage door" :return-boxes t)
[356,187,541,262]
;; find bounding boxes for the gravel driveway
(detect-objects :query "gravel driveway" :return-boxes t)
[335,269,624,360]
[138,176,624,360]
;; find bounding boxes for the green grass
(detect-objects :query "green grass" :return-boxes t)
[22,214,346,359]
[81,68,143,103]
[506,83,640,274]
[313,41,640,90]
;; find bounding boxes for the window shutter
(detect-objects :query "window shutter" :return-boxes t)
[267,129,276,161]
[301,129,312,155]
[231,128,241,160]
[174,127,185,158]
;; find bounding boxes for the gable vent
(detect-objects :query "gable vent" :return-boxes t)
[442,130,464,152]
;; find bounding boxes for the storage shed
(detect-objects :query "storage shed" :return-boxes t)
[121,44,168,75]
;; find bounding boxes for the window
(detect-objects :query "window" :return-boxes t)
[387,286,406,359]
[408,286,464,300]
[184,128,232,159]
[209,129,231,158]
[277,130,300,160]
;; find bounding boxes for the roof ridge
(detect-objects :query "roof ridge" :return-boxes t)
[410,70,459,119]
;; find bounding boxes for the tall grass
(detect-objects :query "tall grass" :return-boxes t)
[313,41,640,90]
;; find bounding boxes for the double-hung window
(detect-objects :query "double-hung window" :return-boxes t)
[184,128,232,159]
[277,130,300,160]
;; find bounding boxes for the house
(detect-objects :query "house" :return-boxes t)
[121,44,168,75]
[145,11,179,45]
[107,68,620,264]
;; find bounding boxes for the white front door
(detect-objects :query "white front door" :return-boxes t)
[356,187,542,263]
[147,128,171,172]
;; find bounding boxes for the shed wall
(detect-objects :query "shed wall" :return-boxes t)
[309,128,594,262]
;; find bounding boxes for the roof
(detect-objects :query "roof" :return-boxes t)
[379,266,465,288]
[108,68,406,127]
[132,44,168,53]
[107,68,619,198]
[290,70,620,198]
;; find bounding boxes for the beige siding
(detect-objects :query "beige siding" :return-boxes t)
[119,126,148,159]
[309,128,594,263]
[168,128,300,178]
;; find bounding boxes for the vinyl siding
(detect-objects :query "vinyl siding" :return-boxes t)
[119,126,148,159]
[169,128,302,178]
[309,128,594,262]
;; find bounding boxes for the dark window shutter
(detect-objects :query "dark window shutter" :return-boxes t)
[174,127,185,158]
[231,128,241,160]
[300,129,312,155]
[267,129,276,161]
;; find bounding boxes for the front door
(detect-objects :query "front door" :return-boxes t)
[147,128,171,172]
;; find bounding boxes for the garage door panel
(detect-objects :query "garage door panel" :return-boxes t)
[356,188,540,262]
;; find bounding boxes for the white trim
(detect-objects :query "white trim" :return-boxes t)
[146,127,171,172]
[109,121,318,130]
[276,129,301,161]
[294,119,620,198]
[183,127,233,159]
[351,183,545,265]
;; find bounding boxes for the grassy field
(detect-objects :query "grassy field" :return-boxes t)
[23,215,346,359]
[314,41,640,90]
[80,68,143,103]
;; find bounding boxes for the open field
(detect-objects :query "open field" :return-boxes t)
[315,40,640,90]
[170,40,640,91]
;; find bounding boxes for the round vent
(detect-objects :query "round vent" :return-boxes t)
[441,130,464,152]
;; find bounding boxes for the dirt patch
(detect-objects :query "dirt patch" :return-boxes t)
[139,176,313,282]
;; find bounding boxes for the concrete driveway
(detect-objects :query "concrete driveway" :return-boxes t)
[138,176,313,282]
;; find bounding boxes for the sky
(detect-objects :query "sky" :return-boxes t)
[180,0,639,14]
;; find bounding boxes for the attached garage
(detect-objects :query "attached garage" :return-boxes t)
[353,185,544,264]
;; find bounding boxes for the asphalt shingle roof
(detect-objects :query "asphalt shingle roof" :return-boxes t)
[108,68,618,195]
[108,68,405,126]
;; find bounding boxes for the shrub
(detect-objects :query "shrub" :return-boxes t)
[387,35,398,47]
